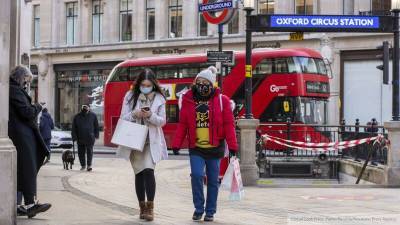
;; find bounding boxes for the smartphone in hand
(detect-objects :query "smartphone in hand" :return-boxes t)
[141,106,150,111]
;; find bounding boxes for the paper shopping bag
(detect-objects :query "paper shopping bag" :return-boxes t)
[111,119,148,152]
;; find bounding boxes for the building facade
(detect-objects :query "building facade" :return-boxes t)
[29,0,394,129]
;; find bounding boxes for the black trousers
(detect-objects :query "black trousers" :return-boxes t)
[77,144,94,167]
[44,138,51,159]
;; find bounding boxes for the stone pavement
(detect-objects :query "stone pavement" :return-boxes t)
[17,153,400,225]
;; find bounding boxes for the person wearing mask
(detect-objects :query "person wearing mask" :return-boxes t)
[8,65,51,218]
[119,68,168,221]
[39,108,54,162]
[172,66,238,222]
[71,105,99,171]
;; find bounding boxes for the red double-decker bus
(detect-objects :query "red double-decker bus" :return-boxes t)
[103,48,330,148]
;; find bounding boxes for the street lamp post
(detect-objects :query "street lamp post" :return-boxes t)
[244,0,254,119]
[392,0,400,121]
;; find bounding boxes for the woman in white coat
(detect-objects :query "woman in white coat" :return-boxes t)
[119,68,168,221]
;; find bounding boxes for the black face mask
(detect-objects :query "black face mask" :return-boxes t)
[195,83,213,97]
[81,108,89,113]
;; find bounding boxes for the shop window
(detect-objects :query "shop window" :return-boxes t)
[295,0,313,15]
[66,2,78,45]
[371,0,391,14]
[92,0,103,44]
[56,70,109,129]
[169,0,183,38]
[33,5,40,47]
[120,0,133,41]
[198,0,208,36]
[228,12,239,34]
[342,0,354,15]
[258,0,275,14]
[146,0,155,40]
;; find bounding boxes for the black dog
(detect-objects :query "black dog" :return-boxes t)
[62,150,75,170]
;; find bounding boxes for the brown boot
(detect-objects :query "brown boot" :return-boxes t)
[144,201,154,221]
[139,201,147,220]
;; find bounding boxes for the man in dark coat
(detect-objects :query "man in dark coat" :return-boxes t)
[39,108,54,161]
[72,105,99,171]
[8,65,51,218]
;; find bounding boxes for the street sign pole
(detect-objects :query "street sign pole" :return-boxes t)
[393,10,400,121]
[245,7,253,119]
[218,24,223,90]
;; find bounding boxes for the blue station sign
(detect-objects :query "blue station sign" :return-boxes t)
[249,14,394,33]
[270,15,379,29]
[199,0,233,13]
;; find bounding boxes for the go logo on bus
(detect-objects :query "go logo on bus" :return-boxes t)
[200,0,237,25]
[270,85,288,93]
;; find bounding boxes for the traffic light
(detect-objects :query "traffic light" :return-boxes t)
[376,41,390,85]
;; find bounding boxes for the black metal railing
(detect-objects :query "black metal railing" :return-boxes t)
[257,121,388,166]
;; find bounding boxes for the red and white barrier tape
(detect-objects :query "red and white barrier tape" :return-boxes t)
[261,134,384,152]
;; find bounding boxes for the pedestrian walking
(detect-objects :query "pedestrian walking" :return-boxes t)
[119,68,168,221]
[39,107,54,162]
[8,65,51,218]
[172,66,238,222]
[71,105,99,171]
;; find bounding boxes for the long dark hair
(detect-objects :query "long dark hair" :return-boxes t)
[129,68,165,109]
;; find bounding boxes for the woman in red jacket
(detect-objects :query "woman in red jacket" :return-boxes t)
[172,66,238,222]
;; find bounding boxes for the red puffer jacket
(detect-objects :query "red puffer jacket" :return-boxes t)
[172,88,238,151]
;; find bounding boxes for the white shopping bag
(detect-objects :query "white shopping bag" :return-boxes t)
[221,157,244,201]
[111,119,148,152]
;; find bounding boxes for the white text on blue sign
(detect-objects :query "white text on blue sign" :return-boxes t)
[271,16,380,29]
[198,1,233,13]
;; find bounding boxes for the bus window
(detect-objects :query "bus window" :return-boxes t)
[158,66,179,79]
[180,66,199,78]
[316,59,328,75]
[274,58,289,73]
[274,57,299,74]
[111,67,129,81]
[254,58,272,75]
[294,57,319,74]
[109,66,156,81]
[166,104,179,123]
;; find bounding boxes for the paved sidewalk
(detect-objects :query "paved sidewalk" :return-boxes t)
[18,154,400,225]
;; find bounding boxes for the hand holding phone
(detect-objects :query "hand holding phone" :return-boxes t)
[141,107,150,112]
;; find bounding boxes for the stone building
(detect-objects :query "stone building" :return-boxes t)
[29,0,394,128]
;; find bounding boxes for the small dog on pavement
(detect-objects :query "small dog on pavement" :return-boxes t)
[62,150,75,170]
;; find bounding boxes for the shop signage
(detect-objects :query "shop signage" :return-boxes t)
[207,50,234,64]
[252,42,281,49]
[200,0,237,25]
[289,32,304,41]
[152,48,186,55]
[249,14,394,33]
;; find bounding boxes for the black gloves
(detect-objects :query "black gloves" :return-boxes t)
[172,148,180,155]
[35,103,43,112]
[229,149,237,158]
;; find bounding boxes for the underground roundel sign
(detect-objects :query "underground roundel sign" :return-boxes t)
[199,0,237,25]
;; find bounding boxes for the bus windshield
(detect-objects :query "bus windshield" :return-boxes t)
[295,97,327,125]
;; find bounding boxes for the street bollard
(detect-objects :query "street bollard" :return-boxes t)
[384,121,400,185]
[237,119,259,186]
